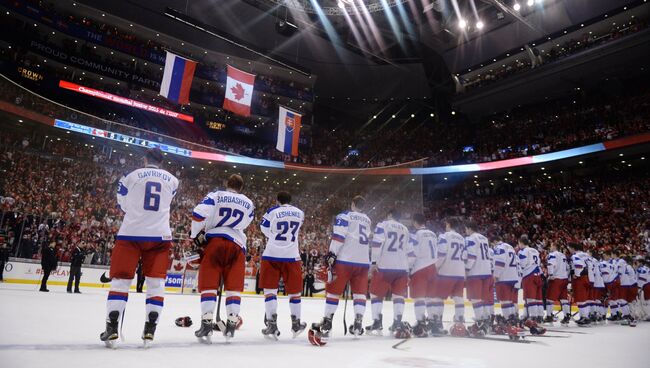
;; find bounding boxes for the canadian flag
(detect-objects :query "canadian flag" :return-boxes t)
[223,65,256,117]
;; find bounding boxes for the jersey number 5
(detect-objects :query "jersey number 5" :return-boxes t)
[143,182,161,211]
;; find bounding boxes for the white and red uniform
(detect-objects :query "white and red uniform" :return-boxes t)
[621,263,637,303]
[570,251,590,303]
[409,228,438,298]
[259,204,304,295]
[638,265,650,299]
[493,242,518,317]
[431,230,466,321]
[191,189,254,317]
[464,233,493,302]
[546,251,569,302]
[370,220,415,297]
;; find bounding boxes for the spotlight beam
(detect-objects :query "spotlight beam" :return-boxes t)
[486,0,545,34]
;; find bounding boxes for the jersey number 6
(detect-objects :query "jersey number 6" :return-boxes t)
[143,182,161,211]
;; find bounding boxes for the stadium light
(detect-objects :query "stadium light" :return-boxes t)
[458,18,467,29]
[337,1,345,9]
[476,21,484,30]
[513,3,521,11]
[527,0,534,6]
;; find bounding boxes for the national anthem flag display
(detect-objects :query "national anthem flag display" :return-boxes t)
[223,65,256,117]
[276,106,302,156]
[159,51,197,105]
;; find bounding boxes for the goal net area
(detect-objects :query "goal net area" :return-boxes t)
[0,75,424,296]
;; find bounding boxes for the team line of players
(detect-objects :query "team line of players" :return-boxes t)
[98,154,650,347]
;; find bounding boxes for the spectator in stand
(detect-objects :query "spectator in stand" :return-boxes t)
[303,269,315,297]
[0,236,8,282]
[66,240,86,293]
[40,241,58,292]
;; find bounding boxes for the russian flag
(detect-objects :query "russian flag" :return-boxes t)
[276,106,302,156]
[159,51,197,105]
[223,65,256,117]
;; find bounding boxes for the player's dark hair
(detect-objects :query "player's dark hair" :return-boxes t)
[518,234,530,246]
[492,234,503,242]
[446,217,462,232]
[388,208,401,220]
[277,191,291,204]
[352,195,365,211]
[568,242,582,251]
[145,147,164,165]
[413,213,426,225]
[465,220,477,232]
[227,174,244,192]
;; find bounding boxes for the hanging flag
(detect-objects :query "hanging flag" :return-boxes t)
[223,65,255,117]
[276,106,302,156]
[159,51,197,105]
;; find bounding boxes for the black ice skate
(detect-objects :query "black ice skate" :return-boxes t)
[542,315,555,324]
[100,311,120,349]
[308,315,333,345]
[261,314,280,340]
[291,315,307,338]
[575,317,591,327]
[412,319,429,338]
[141,311,158,348]
[348,314,364,337]
[223,314,239,340]
[560,314,572,325]
[607,312,621,322]
[365,314,383,335]
[390,315,411,338]
[195,315,214,344]
[427,315,447,335]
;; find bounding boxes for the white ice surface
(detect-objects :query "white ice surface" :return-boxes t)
[0,283,648,368]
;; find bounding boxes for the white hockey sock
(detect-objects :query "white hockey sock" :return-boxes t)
[414,298,427,321]
[534,300,544,317]
[470,300,482,320]
[353,294,366,317]
[370,294,383,320]
[432,298,444,318]
[145,277,164,323]
[609,301,618,315]
[621,302,630,317]
[487,302,495,317]
[106,278,131,321]
[225,291,241,316]
[393,295,405,319]
[200,289,218,318]
[324,293,339,317]
[453,296,464,321]
[288,293,301,319]
[578,303,589,319]
[264,289,278,319]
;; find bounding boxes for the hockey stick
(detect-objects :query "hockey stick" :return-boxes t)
[342,283,349,335]
[214,281,226,332]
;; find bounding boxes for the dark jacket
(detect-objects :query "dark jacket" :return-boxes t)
[41,246,58,269]
[0,246,8,263]
[70,246,85,267]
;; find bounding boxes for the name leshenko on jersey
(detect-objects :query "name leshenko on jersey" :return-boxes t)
[136,170,173,182]
[275,210,302,219]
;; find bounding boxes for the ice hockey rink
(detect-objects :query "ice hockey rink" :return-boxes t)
[0,283,648,368]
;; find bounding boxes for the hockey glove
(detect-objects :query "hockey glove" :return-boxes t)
[325,251,337,268]
[193,230,207,248]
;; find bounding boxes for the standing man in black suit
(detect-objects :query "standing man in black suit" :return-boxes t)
[40,241,58,292]
[67,241,86,293]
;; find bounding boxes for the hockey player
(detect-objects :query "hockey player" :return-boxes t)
[309,196,371,345]
[492,235,523,337]
[545,243,570,324]
[588,251,606,322]
[620,256,638,326]
[602,251,622,321]
[568,243,591,325]
[634,258,650,320]
[516,235,546,334]
[464,221,492,336]
[258,192,306,340]
[429,218,467,336]
[192,174,255,342]
[365,209,415,337]
[100,148,179,348]
[408,213,438,337]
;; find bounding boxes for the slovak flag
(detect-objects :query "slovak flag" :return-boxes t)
[223,65,256,117]
[276,106,302,156]
[159,51,197,105]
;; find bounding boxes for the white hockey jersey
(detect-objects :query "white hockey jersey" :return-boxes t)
[570,251,589,277]
[435,230,466,278]
[190,189,254,249]
[517,246,541,279]
[410,228,437,274]
[621,263,637,287]
[260,204,304,261]
[547,251,569,280]
[371,219,415,272]
[329,211,372,267]
[637,265,649,288]
[613,258,627,281]
[116,165,179,241]
[493,242,518,283]
[599,260,616,284]
[465,232,492,278]
[591,257,605,288]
